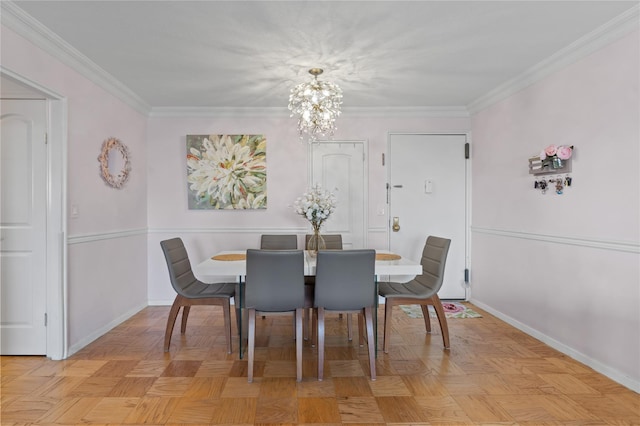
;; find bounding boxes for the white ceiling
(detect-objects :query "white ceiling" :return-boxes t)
[5,1,639,111]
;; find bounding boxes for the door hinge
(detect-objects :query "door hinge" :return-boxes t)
[464,269,470,283]
[464,142,469,159]
[44,313,48,326]
[45,133,48,145]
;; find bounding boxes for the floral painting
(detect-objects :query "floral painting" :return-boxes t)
[186,134,267,209]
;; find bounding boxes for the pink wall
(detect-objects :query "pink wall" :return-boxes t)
[471,30,639,390]
[146,114,470,303]
[1,25,149,352]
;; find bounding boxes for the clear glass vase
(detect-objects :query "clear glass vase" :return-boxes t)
[307,227,326,257]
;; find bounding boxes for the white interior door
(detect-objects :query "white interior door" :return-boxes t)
[311,141,366,249]
[388,133,468,299]
[1,99,48,354]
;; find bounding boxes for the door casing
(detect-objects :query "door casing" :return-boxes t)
[1,67,67,359]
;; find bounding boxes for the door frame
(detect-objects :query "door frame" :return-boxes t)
[386,131,472,300]
[1,67,68,359]
[307,140,369,248]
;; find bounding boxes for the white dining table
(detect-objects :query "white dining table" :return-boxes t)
[195,250,422,280]
[194,250,422,358]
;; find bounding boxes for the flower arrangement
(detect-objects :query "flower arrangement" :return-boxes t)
[293,184,337,232]
[540,144,574,168]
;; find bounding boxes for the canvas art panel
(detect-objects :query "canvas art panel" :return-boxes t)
[186,134,267,209]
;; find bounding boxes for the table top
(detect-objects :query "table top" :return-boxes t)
[195,250,422,279]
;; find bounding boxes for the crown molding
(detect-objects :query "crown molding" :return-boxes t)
[4,0,636,119]
[149,105,470,118]
[343,106,470,118]
[1,1,151,115]
[148,106,289,118]
[468,4,640,114]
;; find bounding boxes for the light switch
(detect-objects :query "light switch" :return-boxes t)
[71,204,79,218]
[425,180,433,193]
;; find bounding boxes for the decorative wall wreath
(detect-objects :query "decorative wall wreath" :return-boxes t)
[98,137,131,188]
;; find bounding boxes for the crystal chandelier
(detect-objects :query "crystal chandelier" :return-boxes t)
[288,68,343,142]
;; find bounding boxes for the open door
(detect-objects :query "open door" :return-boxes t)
[1,99,48,354]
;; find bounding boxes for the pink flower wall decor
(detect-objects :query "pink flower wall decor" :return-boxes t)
[539,144,574,164]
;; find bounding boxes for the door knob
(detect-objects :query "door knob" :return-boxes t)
[392,217,400,232]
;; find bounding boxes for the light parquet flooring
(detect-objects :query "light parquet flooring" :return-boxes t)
[2,303,638,425]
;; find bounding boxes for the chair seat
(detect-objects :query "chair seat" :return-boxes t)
[181,281,236,299]
[378,281,432,299]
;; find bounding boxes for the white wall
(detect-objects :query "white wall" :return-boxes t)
[1,25,149,354]
[470,30,640,391]
[147,114,470,303]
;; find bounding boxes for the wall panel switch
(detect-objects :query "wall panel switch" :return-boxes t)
[425,180,433,193]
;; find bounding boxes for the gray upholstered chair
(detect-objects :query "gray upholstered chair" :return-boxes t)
[304,234,344,341]
[160,238,236,353]
[245,249,305,382]
[260,234,297,250]
[258,234,298,322]
[378,236,451,352]
[314,249,377,380]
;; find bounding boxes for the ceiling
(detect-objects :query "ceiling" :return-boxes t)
[5,1,639,111]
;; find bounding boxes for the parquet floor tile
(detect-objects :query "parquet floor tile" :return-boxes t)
[255,396,299,423]
[1,303,638,425]
[336,396,385,423]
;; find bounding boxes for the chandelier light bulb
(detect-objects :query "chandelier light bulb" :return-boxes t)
[288,68,343,143]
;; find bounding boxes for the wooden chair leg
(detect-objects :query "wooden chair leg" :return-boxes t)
[383,300,394,353]
[364,306,376,380]
[358,313,365,346]
[317,307,325,381]
[164,296,183,352]
[181,305,191,333]
[420,304,432,332]
[430,295,450,349]
[347,313,353,341]
[247,308,256,383]
[295,308,303,382]
[222,301,232,354]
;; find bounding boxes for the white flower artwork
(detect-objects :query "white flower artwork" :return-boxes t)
[186,134,267,209]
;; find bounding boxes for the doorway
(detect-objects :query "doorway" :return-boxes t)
[388,133,469,299]
[1,99,47,354]
[310,141,367,249]
[0,70,67,359]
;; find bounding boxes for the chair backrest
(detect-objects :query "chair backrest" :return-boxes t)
[245,249,305,312]
[160,237,199,297]
[305,234,342,250]
[314,249,376,311]
[408,236,451,297]
[260,234,297,250]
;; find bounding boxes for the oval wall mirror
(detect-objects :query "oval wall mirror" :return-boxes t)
[98,137,131,188]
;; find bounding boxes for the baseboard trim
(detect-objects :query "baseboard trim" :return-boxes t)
[66,302,147,357]
[470,299,640,393]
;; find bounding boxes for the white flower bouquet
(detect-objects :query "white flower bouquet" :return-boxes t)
[293,185,337,232]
